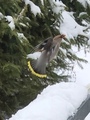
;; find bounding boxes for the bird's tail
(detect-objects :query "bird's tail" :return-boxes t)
[27,60,47,78]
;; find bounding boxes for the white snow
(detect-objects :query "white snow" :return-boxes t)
[40,0,44,5]
[49,0,66,14]
[85,113,90,120]
[59,47,67,56]
[17,33,27,43]
[8,82,88,120]
[24,0,41,16]
[27,52,41,59]
[19,22,27,27]
[84,113,90,120]
[5,16,15,30]
[49,0,88,40]
[60,11,86,39]
[78,12,87,18]
[71,48,90,87]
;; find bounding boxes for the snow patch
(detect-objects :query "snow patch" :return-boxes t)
[60,47,67,56]
[85,113,90,120]
[19,22,27,27]
[17,33,27,43]
[40,0,44,5]
[24,0,41,16]
[5,16,15,30]
[27,52,41,59]
[8,82,88,120]
[49,0,66,14]
[60,11,86,39]
[49,0,87,40]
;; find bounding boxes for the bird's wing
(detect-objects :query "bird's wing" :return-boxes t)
[35,37,53,52]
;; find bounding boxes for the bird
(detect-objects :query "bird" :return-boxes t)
[28,34,66,78]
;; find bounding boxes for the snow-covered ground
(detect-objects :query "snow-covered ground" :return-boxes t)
[8,82,88,120]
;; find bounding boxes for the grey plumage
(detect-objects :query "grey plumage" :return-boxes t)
[30,34,66,76]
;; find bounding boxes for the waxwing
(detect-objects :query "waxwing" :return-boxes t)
[28,34,66,78]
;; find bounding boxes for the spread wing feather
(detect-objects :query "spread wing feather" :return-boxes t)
[35,37,53,52]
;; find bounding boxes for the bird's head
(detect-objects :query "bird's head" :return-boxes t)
[53,34,66,42]
[59,34,66,39]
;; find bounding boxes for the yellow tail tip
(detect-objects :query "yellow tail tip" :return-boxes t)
[27,61,47,78]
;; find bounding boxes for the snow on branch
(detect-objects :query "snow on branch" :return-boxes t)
[49,0,89,40]
[60,11,86,39]
[24,0,41,16]
[5,16,15,30]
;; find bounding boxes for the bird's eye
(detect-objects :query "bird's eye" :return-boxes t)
[55,0,57,2]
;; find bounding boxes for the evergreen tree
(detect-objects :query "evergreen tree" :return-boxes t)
[0,0,90,119]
